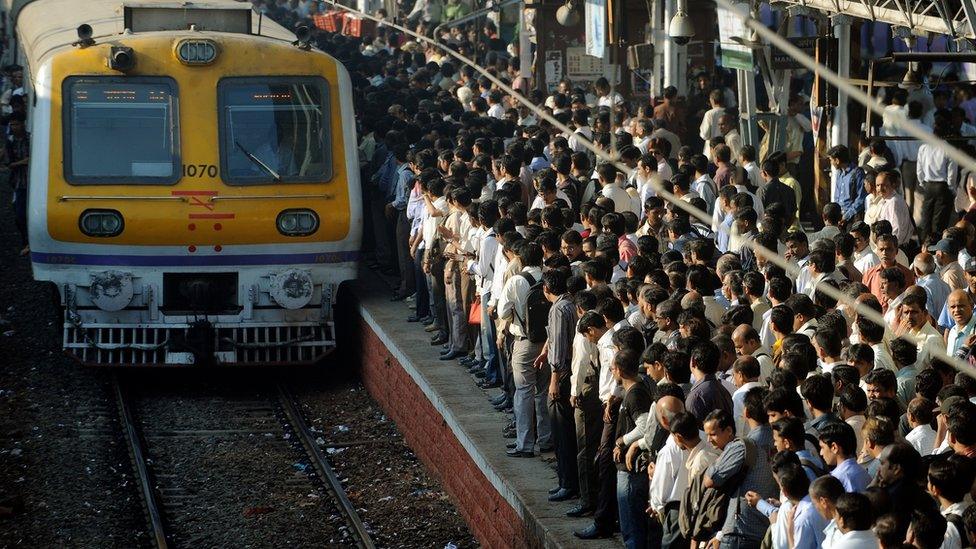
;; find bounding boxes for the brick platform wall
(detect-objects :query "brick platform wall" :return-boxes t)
[357,317,538,548]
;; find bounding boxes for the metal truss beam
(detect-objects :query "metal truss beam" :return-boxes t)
[768,0,974,40]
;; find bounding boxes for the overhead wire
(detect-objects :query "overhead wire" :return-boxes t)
[323,0,976,379]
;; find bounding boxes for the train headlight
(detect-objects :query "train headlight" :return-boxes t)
[269,269,314,310]
[90,271,134,311]
[79,209,124,237]
[276,209,319,236]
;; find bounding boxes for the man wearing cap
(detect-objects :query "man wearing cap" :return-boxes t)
[946,290,976,357]
[931,238,967,291]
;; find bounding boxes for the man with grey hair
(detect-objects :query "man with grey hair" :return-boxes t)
[681,291,705,315]
[719,113,742,161]
[648,396,690,548]
[912,251,951,320]
[929,237,967,291]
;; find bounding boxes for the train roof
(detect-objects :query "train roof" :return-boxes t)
[3,0,295,68]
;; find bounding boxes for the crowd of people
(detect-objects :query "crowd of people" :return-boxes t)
[260,1,976,548]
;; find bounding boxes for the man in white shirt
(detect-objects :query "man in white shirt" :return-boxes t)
[486,89,506,119]
[927,460,973,549]
[598,163,639,216]
[849,222,880,275]
[497,242,550,457]
[810,476,846,549]
[594,77,623,108]
[905,397,937,456]
[831,493,880,549]
[730,356,761,436]
[653,408,711,549]
[947,290,976,357]
[467,203,501,384]
[893,292,945,370]
[719,114,742,161]
[739,145,763,190]
[875,171,913,247]
[732,324,775,383]
[568,109,593,154]
[917,119,960,242]
[700,89,726,160]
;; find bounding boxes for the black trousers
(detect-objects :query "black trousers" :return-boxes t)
[550,370,579,492]
[661,502,686,549]
[920,180,954,243]
[394,210,414,296]
[575,389,603,509]
[593,403,619,532]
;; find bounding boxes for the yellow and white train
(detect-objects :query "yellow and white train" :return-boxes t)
[4,0,362,365]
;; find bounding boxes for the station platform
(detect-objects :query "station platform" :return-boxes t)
[351,269,622,548]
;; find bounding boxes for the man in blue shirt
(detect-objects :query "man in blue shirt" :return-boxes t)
[704,409,779,549]
[818,423,871,492]
[827,145,866,225]
[386,144,416,300]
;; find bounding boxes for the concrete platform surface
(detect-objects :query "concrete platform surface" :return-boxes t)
[355,269,623,548]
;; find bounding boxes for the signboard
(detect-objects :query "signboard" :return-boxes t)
[771,37,833,70]
[716,2,753,70]
[584,0,607,59]
[545,51,563,92]
[567,46,605,78]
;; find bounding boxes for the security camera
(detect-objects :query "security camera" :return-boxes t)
[668,8,694,46]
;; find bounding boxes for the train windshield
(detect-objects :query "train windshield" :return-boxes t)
[64,77,180,184]
[218,77,332,185]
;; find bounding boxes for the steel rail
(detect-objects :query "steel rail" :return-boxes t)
[113,377,169,549]
[276,384,375,549]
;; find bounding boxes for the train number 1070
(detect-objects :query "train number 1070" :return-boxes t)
[183,164,219,178]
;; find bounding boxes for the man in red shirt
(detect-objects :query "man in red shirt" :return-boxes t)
[862,234,914,304]
[602,212,637,267]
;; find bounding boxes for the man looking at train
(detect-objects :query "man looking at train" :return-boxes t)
[387,144,416,302]
[6,111,28,256]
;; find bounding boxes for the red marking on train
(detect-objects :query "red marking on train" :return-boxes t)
[188,213,235,219]
[188,223,196,231]
[214,245,223,252]
[171,190,218,196]
[213,223,223,231]
[189,197,215,211]
[188,245,197,253]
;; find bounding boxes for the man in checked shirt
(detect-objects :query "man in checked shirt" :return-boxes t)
[535,268,580,502]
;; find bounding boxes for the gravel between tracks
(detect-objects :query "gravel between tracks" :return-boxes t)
[0,187,476,548]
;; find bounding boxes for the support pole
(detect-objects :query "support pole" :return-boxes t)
[650,0,664,96]
[831,14,852,148]
[519,7,531,82]
[737,67,759,146]
[663,0,685,93]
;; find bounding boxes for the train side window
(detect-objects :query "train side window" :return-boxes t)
[217,77,332,185]
[63,77,180,185]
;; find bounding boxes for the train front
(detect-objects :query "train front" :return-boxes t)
[27,10,362,366]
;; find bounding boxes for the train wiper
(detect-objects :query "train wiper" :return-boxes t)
[235,140,281,182]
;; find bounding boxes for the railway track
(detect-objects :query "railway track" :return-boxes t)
[112,375,375,549]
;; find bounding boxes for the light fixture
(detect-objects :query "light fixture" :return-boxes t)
[74,24,95,48]
[668,0,694,45]
[293,24,312,50]
[556,0,580,27]
[109,46,135,71]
